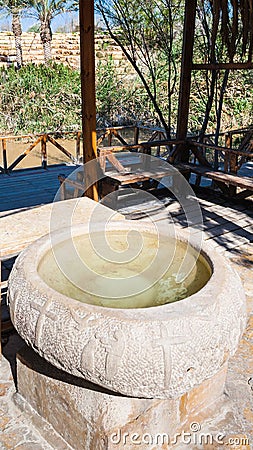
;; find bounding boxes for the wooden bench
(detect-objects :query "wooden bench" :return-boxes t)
[179,163,253,198]
[58,151,190,207]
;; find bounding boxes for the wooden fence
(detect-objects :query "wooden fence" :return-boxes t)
[0,131,80,173]
[0,126,170,174]
[0,125,252,179]
[190,126,253,174]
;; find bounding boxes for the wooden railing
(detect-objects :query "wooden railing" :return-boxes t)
[0,126,171,174]
[189,126,253,175]
[0,131,81,174]
[204,125,253,145]
[0,125,252,177]
[97,125,169,152]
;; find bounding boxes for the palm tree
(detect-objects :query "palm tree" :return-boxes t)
[0,0,29,68]
[27,1,77,63]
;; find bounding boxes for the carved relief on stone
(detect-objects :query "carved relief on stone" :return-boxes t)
[79,327,125,381]
[99,329,125,380]
[71,309,102,330]
[152,324,189,390]
[81,335,98,374]
[30,298,56,348]
[7,223,247,399]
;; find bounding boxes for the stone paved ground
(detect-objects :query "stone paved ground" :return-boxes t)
[0,189,252,449]
[0,335,53,450]
[194,242,253,450]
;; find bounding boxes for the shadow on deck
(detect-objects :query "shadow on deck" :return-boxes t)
[0,164,79,213]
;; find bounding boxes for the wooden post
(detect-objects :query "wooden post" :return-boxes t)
[2,139,7,173]
[58,175,67,201]
[79,0,98,201]
[174,0,197,162]
[41,134,47,169]
[108,131,112,147]
[224,132,232,172]
[76,131,81,160]
[134,126,139,145]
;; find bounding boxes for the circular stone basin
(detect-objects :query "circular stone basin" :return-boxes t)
[38,226,211,309]
[8,221,247,399]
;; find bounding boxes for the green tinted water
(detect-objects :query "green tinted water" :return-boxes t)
[38,231,211,309]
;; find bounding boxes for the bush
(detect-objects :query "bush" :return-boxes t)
[0,61,157,134]
[0,61,252,136]
[0,63,82,134]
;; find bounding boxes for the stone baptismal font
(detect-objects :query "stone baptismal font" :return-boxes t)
[8,219,246,449]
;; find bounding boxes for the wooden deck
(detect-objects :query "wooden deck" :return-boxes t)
[1,162,252,253]
[0,164,78,212]
[116,187,253,253]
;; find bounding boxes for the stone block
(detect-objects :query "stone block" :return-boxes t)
[16,345,227,450]
[0,31,132,72]
[9,222,246,399]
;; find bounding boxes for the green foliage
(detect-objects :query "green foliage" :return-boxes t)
[0,0,30,15]
[0,61,158,134]
[189,69,253,134]
[0,57,252,136]
[97,0,184,135]
[27,23,40,32]
[26,0,75,22]
[95,54,148,126]
[0,63,81,134]
[96,59,156,127]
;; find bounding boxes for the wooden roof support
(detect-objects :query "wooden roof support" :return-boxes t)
[174,0,197,163]
[79,0,98,201]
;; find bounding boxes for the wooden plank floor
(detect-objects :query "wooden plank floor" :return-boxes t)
[0,164,79,212]
[1,164,252,253]
[117,187,253,253]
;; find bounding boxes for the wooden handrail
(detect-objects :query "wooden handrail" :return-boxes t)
[8,136,43,171]
[0,125,174,173]
[0,125,252,174]
[0,124,251,142]
[98,139,184,153]
[0,132,80,173]
[189,139,253,158]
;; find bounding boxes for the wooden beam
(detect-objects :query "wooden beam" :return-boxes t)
[98,139,185,153]
[175,0,197,162]
[47,135,77,163]
[189,139,253,157]
[8,136,43,172]
[192,62,253,70]
[79,0,98,201]
[2,139,7,173]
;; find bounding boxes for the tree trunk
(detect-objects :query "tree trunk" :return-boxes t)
[198,70,216,142]
[214,69,229,169]
[12,13,23,69]
[40,20,52,63]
